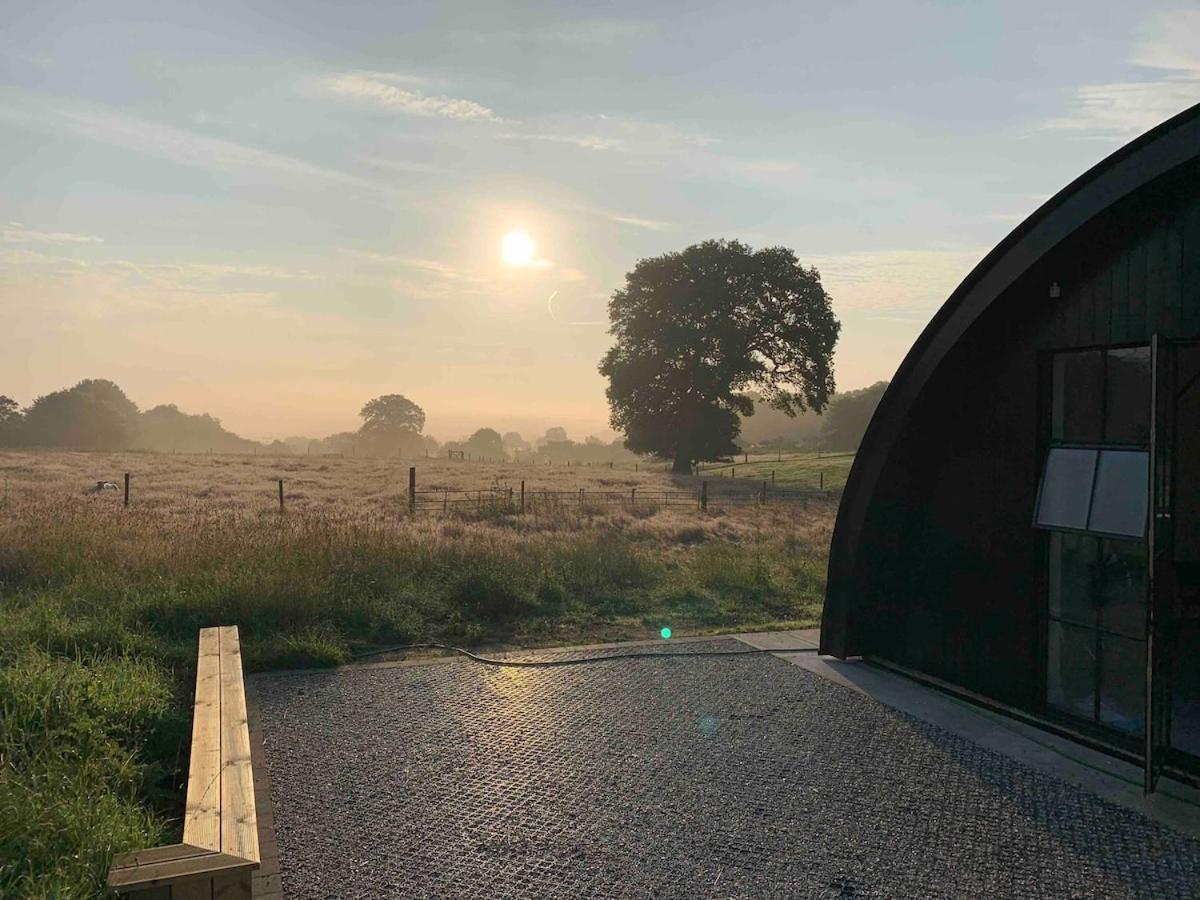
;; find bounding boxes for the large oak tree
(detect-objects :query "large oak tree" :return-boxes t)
[358,394,426,456]
[600,240,839,473]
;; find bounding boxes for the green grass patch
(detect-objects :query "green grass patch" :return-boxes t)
[0,499,829,896]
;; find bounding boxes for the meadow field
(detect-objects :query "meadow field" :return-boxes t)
[0,448,850,897]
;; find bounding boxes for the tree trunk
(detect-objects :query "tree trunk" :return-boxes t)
[671,447,692,474]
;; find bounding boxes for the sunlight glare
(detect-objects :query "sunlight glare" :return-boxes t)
[501,230,536,266]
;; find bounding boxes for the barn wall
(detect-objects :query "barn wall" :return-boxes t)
[852,163,1200,712]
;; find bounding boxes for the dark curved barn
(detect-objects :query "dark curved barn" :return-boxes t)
[820,103,1200,792]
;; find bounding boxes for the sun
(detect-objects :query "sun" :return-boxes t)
[501,230,535,266]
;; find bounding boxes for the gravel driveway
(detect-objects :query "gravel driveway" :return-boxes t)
[253,640,1200,899]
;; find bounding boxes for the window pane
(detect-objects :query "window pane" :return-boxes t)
[1098,634,1145,735]
[1052,350,1103,442]
[1047,620,1096,719]
[1087,450,1149,538]
[1104,347,1151,444]
[1048,532,1097,626]
[1035,448,1098,530]
[1097,539,1146,639]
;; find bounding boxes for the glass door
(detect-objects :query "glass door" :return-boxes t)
[1163,339,1200,782]
[1035,346,1152,743]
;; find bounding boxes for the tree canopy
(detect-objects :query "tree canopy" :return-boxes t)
[359,394,425,435]
[0,395,18,425]
[0,395,20,445]
[358,394,426,456]
[599,239,840,472]
[21,379,140,450]
[464,427,504,458]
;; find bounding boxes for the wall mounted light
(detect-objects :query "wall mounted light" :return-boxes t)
[1049,282,1061,299]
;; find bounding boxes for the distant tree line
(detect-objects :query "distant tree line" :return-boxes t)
[0,380,260,453]
[0,376,888,460]
[0,383,648,462]
[736,382,888,453]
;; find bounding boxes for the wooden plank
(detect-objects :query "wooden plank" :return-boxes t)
[108,852,255,890]
[219,626,260,863]
[213,871,253,900]
[251,872,282,897]
[172,879,214,900]
[111,843,213,871]
[184,628,223,853]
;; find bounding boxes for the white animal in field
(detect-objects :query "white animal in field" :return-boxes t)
[85,481,121,494]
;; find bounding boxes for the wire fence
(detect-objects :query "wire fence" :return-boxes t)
[408,478,836,517]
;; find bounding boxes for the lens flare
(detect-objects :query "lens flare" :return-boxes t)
[660,627,672,640]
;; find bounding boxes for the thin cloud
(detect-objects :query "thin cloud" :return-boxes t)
[563,201,674,231]
[504,116,715,156]
[609,213,672,231]
[1131,10,1200,76]
[1043,81,1199,138]
[0,89,376,189]
[322,73,500,122]
[399,257,461,278]
[503,131,620,151]
[1044,11,1200,138]
[2,224,103,244]
[340,249,462,279]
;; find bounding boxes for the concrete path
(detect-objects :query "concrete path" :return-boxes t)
[252,636,1200,898]
[735,629,1200,839]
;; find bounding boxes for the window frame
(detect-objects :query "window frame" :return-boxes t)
[1036,342,1152,743]
[1033,442,1149,540]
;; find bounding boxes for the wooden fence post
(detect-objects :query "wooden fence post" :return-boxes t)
[631,487,636,506]
[124,472,130,507]
[579,488,584,505]
[761,481,767,504]
[701,480,708,511]
[731,466,736,479]
[771,470,776,485]
[409,467,416,515]
[819,471,824,491]
[278,479,284,512]
[744,452,748,464]
[520,480,525,514]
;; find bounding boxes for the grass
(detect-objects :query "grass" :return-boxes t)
[0,449,835,897]
[696,449,856,490]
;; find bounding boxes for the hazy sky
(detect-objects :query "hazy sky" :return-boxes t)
[2,2,1197,441]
